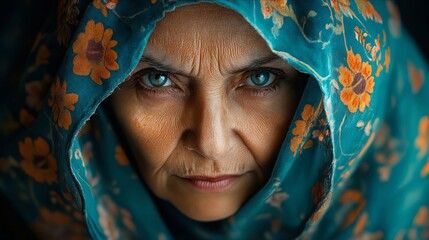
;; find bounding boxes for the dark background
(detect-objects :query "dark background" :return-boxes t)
[396,0,429,61]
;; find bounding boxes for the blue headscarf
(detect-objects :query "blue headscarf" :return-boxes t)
[1,0,429,239]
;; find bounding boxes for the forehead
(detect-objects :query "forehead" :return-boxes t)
[145,3,272,62]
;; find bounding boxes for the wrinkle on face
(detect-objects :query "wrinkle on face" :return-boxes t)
[166,154,248,177]
[110,2,307,222]
[147,6,267,80]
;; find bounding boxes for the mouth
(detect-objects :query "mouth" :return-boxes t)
[179,175,241,192]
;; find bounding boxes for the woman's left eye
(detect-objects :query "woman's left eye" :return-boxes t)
[243,70,277,87]
[142,72,173,87]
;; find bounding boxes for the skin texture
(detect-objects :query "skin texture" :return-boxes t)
[110,3,307,221]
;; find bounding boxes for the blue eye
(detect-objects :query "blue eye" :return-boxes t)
[246,71,276,86]
[143,72,172,87]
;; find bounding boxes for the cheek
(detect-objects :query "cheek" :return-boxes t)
[112,96,184,173]
[235,87,298,168]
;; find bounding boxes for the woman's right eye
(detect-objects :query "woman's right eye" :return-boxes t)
[129,69,185,97]
[142,72,173,87]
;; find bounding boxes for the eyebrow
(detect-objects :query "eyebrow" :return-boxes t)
[139,54,282,76]
[140,56,188,76]
[229,55,282,74]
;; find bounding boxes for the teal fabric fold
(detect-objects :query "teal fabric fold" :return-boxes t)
[1,0,429,239]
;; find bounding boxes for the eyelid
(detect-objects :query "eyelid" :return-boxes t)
[138,68,171,77]
[129,68,188,97]
[249,67,287,77]
[132,68,178,85]
[241,68,288,85]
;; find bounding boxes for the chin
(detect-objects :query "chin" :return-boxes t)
[172,195,242,222]
[180,206,239,222]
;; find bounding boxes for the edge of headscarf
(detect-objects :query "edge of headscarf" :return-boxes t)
[64,0,336,237]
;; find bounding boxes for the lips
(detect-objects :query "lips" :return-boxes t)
[180,175,240,192]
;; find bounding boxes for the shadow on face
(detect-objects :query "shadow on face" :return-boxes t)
[110,2,308,221]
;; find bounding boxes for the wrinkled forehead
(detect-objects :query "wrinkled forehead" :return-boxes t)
[152,3,256,33]
[145,2,273,66]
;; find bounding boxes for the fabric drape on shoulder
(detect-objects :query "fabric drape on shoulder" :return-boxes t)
[1,0,429,239]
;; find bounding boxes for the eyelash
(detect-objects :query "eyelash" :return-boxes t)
[241,68,286,96]
[246,81,281,96]
[130,68,179,95]
[130,68,287,96]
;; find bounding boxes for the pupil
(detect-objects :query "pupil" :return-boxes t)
[150,74,167,86]
[253,72,269,85]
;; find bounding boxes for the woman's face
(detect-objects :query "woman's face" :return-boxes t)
[110,3,306,221]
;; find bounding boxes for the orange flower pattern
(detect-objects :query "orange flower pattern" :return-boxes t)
[330,0,382,24]
[311,193,332,223]
[383,47,391,73]
[290,104,316,156]
[421,161,429,178]
[48,77,79,130]
[97,196,136,238]
[352,212,384,239]
[260,0,291,36]
[339,49,375,113]
[265,188,289,209]
[94,0,119,17]
[290,100,325,156]
[356,0,382,23]
[340,190,366,228]
[416,117,429,159]
[374,124,401,181]
[19,137,58,184]
[260,0,288,18]
[72,20,119,85]
[395,207,429,240]
[353,26,389,78]
[97,203,120,240]
[115,146,129,166]
[33,207,87,239]
[106,0,118,10]
[331,0,354,18]
[387,0,401,38]
[408,61,424,94]
[93,0,108,17]
[1,1,429,239]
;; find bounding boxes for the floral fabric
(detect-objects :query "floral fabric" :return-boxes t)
[1,0,429,239]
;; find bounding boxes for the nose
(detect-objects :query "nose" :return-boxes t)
[186,95,232,160]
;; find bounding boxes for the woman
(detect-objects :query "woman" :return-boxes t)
[1,0,428,239]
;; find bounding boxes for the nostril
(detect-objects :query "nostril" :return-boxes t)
[185,145,206,158]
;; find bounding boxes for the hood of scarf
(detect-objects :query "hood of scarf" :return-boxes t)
[1,0,429,239]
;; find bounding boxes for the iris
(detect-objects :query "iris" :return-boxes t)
[145,73,170,87]
[249,71,274,86]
